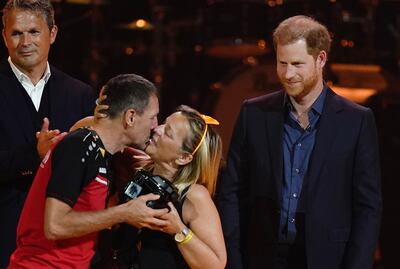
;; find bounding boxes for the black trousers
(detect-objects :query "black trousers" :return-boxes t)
[274,243,307,269]
[274,213,307,269]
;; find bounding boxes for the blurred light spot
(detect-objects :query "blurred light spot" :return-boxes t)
[125,47,134,55]
[154,74,163,84]
[243,56,258,66]
[194,45,203,53]
[258,40,266,49]
[210,82,223,91]
[136,19,147,28]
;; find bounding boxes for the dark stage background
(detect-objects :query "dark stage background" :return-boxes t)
[1,0,400,268]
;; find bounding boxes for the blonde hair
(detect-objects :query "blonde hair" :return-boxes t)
[173,105,222,196]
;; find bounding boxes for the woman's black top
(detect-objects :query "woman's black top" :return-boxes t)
[135,187,190,269]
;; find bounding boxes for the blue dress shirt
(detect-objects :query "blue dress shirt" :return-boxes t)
[279,87,327,244]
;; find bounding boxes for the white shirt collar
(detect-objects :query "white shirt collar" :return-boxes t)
[8,57,51,84]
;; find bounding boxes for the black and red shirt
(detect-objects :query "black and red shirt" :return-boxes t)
[9,128,111,269]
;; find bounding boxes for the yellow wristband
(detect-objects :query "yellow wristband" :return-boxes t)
[179,229,193,244]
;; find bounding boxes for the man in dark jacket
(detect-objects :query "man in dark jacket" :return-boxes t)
[0,1,95,266]
[217,15,382,269]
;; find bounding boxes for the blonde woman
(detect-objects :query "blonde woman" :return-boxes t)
[135,105,226,269]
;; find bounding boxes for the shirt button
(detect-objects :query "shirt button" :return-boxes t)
[295,168,300,173]
[290,218,295,223]
[298,143,302,147]
[292,193,298,198]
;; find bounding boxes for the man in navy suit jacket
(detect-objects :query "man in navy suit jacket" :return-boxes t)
[0,0,95,267]
[217,15,382,269]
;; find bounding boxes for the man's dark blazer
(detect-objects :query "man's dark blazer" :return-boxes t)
[0,60,95,268]
[217,88,382,269]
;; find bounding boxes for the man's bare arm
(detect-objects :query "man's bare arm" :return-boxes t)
[44,193,168,240]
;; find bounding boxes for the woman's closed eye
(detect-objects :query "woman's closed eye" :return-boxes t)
[165,125,174,139]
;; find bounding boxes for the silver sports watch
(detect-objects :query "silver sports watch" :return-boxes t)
[174,227,190,243]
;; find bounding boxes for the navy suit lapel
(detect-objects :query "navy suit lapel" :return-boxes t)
[46,66,67,129]
[265,92,285,205]
[0,61,36,141]
[306,88,343,201]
